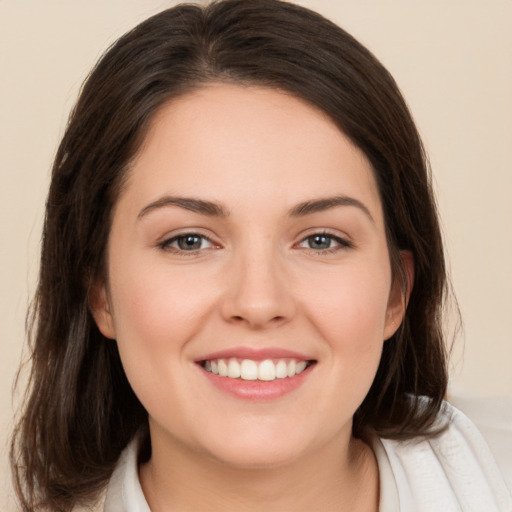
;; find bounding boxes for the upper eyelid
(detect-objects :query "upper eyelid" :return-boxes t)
[156,228,352,249]
[158,231,217,249]
[300,235,349,246]
[158,228,215,242]
[296,229,352,243]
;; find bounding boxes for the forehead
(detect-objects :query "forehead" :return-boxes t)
[121,83,384,223]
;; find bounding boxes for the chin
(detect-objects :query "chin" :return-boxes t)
[207,442,303,470]
[193,421,318,470]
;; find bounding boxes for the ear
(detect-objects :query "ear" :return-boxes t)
[383,250,415,340]
[88,281,116,339]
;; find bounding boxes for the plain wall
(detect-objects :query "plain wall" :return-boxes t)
[1,0,511,508]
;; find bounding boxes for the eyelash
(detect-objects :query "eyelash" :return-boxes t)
[296,231,353,254]
[158,231,352,256]
[158,232,216,255]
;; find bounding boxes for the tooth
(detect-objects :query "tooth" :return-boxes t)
[258,359,276,381]
[287,360,296,377]
[207,357,310,380]
[227,358,241,378]
[275,360,288,379]
[295,361,307,374]
[218,359,228,377]
[240,359,258,380]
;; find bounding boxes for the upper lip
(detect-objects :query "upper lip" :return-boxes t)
[195,347,315,362]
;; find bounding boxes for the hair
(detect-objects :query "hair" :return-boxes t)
[11,0,450,510]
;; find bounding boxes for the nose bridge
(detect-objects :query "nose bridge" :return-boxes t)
[222,237,294,328]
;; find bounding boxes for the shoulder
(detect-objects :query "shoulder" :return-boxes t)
[102,436,150,512]
[375,400,512,512]
[72,436,148,512]
[449,394,512,491]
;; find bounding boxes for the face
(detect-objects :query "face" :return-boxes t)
[92,84,407,469]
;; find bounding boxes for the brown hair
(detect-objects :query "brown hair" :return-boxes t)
[11,0,449,509]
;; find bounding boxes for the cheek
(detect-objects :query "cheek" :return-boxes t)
[308,263,390,330]
[110,258,214,342]
[302,261,391,374]
[107,268,210,420]
[290,262,391,436]
[106,261,215,391]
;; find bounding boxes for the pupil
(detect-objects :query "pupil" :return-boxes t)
[179,235,201,250]
[310,235,330,249]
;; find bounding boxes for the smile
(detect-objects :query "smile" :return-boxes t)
[201,358,313,382]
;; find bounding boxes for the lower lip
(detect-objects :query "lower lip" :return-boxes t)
[199,364,315,401]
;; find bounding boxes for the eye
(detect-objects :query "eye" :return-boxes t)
[298,233,352,252]
[160,233,215,252]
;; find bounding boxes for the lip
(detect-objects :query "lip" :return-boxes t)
[194,346,317,401]
[194,346,313,363]
[199,364,315,401]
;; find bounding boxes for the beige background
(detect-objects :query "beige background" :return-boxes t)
[1,0,511,508]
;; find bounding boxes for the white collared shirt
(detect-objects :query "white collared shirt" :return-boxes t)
[101,402,512,511]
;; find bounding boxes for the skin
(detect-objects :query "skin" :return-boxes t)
[91,84,412,511]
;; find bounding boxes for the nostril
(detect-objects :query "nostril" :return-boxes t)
[222,297,295,328]
[229,314,287,326]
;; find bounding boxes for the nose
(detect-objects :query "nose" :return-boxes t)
[220,249,296,330]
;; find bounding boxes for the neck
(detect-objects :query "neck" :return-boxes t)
[139,428,379,512]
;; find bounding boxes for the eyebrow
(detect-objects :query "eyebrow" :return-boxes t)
[288,196,374,223]
[138,196,229,219]
[138,194,374,223]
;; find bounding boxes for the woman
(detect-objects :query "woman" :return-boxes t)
[10,1,511,511]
